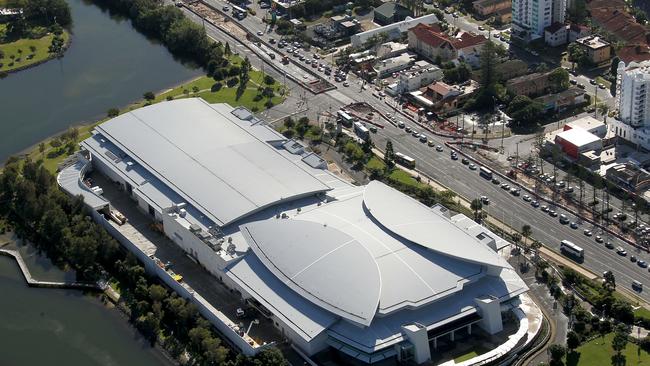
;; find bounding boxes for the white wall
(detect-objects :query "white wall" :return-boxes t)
[162,213,226,276]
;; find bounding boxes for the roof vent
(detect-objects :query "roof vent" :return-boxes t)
[125,161,135,170]
[179,208,187,218]
[281,213,288,219]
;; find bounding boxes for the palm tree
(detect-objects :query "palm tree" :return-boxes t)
[470,198,483,222]
[597,103,609,122]
[522,224,532,246]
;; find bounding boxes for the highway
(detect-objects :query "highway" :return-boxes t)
[180,1,650,303]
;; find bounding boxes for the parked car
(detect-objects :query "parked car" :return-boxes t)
[595,235,603,243]
[570,222,578,229]
[584,229,592,236]
[462,158,469,165]
[435,145,443,152]
[531,200,540,208]
[616,246,627,256]
[469,163,477,170]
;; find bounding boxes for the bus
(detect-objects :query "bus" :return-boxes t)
[353,121,370,140]
[395,152,416,169]
[231,4,247,19]
[560,240,584,261]
[479,166,493,179]
[337,110,354,127]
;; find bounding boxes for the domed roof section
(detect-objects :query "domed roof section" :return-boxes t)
[241,219,381,326]
[363,181,510,268]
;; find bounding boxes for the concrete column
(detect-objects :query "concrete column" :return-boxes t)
[474,296,503,335]
[433,337,437,350]
[468,323,472,335]
[401,323,431,364]
[450,330,455,342]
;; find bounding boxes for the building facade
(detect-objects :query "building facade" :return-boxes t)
[473,0,512,18]
[617,60,650,127]
[512,0,561,40]
[575,35,611,65]
[544,22,568,47]
[408,23,487,68]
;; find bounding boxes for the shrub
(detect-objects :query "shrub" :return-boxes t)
[226,77,239,87]
[107,108,120,118]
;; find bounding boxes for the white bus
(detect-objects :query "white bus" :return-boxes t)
[395,152,416,169]
[560,240,584,260]
[353,121,370,140]
[479,166,493,179]
[231,4,247,19]
[337,110,354,126]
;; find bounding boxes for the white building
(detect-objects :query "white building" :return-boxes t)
[350,13,439,48]
[385,60,443,96]
[611,60,650,150]
[373,52,416,78]
[512,0,565,40]
[58,99,530,365]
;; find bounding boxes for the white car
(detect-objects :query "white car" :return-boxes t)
[256,31,264,36]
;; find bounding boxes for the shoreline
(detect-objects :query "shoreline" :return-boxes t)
[0,239,178,366]
[0,30,73,77]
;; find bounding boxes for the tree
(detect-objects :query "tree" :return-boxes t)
[549,344,566,366]
[470,198,483,222]
[384,140,395,170]
[522,224,532,246]
[597,103,610,122]
[473,40,500,110]
[599,319,613,342]
[143,91,155,102]
[566,330,581,353]
[443,62,472,83]
[611,323,629,366]
[567,42,590,69]
[506,95,544,129]
[548,67,570,93]
[38,142,45,157]
[603,270,616,291]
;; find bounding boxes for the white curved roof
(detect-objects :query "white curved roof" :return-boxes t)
[242,219,381,326]
[57,159,108,210]
[94,99,331,226]
[363,181,510,268]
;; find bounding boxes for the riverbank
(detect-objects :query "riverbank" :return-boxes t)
[0,26,71,75]
[0,239,174,366]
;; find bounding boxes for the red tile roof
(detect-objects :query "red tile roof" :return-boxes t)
[590,7,649,45]
[409,23,486,51]
[618,44,650,64]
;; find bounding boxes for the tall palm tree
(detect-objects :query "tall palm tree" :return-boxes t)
[522,224,532,246]
[597,103,609,122]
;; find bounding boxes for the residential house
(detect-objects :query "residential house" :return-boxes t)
[618,44,650,64]
[568,23,590,43]
[374,2,413,26]
[506,71,553,97]
[575,35,611,65]
[408,23,488,67]
[589,6,649,45]
[409,81,478,111]
[544,22,568,47]
[472,0,511,18]
[534,87,587,112]
[350,13,440,48]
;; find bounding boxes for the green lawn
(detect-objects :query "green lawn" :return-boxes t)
[0,24,70,73]
[365,156,386,171]
[388,169,428,189]
[565,333,650,366]
[454,350,480,363]
[635,307,650,320]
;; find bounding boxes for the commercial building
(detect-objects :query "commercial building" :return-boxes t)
[350,13,439,48]
[606,163,650,193]
[385,60,443,96]
[574,35,611,65]
[512,0,565,40]
[408,23,487,67]
[58,99,530,364]
[373,52,416,78]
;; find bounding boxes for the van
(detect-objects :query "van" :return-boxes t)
[633,280,643,291]
[559,214,569,224]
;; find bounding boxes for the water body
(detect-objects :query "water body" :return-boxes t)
[0,0,202,162]
[0,254,172,366]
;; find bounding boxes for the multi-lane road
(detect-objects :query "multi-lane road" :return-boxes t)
[180,1,650,303]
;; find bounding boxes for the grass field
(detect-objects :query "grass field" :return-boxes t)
[565,333,650,366]
[388,169,428,189]
[365,156,386,171]
[0,24,70,73]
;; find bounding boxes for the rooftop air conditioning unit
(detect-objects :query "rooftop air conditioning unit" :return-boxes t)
[179,208,187,218]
